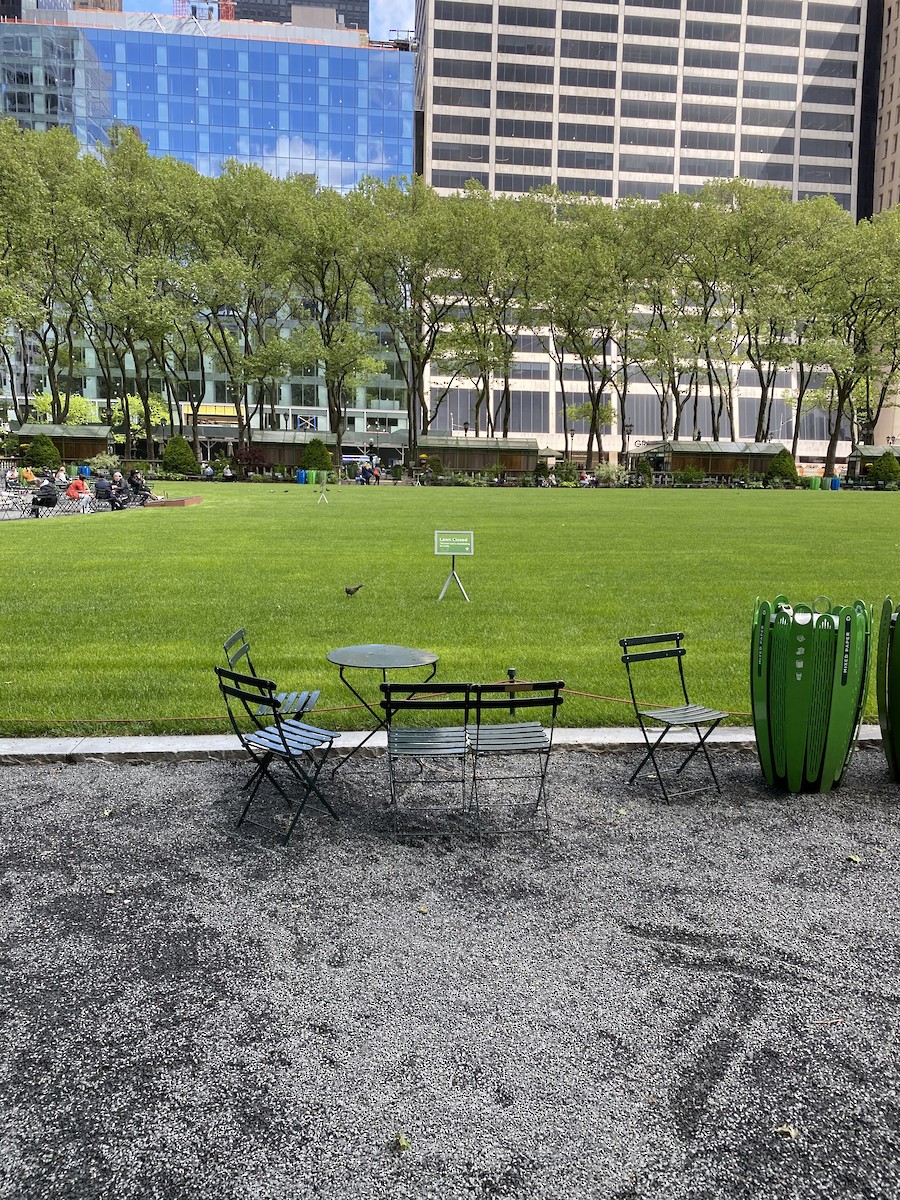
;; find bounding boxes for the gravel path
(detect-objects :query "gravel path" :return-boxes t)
[1,749,899,1200]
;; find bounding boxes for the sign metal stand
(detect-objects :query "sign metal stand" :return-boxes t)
[435,530,473,601]
[438,554,469,602]
[317,479,329,504]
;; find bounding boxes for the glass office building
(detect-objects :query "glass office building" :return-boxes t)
[0,12,415,453]
[1,13,414,187]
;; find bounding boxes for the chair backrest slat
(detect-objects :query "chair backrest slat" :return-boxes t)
[380,682,473,723]
[471,681,564,723]
[619,632,691,711]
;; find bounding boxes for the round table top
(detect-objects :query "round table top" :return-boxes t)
[327,643,438,670]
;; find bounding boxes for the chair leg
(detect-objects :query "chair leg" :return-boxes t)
[629,724,673,802]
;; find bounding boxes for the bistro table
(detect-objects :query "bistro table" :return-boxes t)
[326,643,439,771]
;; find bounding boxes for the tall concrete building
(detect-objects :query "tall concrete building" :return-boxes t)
[415,0,884,458]
[416,0,878,219]
[233,0,370,33]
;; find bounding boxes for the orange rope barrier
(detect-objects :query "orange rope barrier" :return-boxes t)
[0,686,752,724]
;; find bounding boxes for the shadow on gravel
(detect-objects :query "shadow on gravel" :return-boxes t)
[2,750,899,1200]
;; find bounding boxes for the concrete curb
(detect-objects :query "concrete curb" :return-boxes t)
[0,725,884,765]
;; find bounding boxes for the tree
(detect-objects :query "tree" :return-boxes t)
[301,438,333,470]
[867,450,900,484]
[355,176,457,461]
[31,391,97,426]
[22,432,61,469]
[162,435,198,475]
[765,447,799,486]
[281,182,380,468]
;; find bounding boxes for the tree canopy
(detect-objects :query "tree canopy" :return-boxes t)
[2,122,900,472]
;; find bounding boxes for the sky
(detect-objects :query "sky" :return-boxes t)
[122,0,415,40]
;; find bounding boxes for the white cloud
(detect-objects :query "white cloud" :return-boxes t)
[369,0,414,38]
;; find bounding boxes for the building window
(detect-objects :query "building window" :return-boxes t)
[497,90,553,111]
[802,83,855,105]
[434,29,492,51]
[682,102,736,121]
[739,160,794,180]
[621,99,676,120]
[496,62,554,85]
[805,57,857,79]
[620,72,677,93]
[434,58,492,80]
[620,125,676,146]
[799,136,853,158]
[745,25,801,46]
[687,0,741,12]
[559,67,615,89]
[434,0,492,21]
[743,79,796,100]
[433,141,491,162]
[498,5,556,27]
[680,156,733,176]
[684,19,741,39]
[561,40,617,61]
[495,173,551,192]
[433,86,491,108]
[558,121,615,143]
[806,3,860,22]
[496,33,555,56]
[559,93,615,115]
[799,164,852,184]
[681,129,735,150]
[619,153,674,173]
[556,176,613,196]
[432,169,490,189]
[434,113,490,136]
[742,107,795,127]
[496,117,553,138]
[747,0,801,15]
[561,10,618,31]
[495,144,551,165]
[557,148,614,169]
[742,133,794,154]
[805,29,858,51]
[623,44,680,65]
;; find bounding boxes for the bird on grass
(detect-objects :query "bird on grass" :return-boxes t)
[345,584,365,596]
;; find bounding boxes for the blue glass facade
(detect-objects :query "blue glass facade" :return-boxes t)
[1,22,414,187]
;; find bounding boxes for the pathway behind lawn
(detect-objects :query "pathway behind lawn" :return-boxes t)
[2,750,899,1200]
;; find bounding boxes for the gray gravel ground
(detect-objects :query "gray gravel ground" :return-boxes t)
[2,748,900,1200]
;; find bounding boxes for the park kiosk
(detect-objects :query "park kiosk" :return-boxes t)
[751,595,871,793]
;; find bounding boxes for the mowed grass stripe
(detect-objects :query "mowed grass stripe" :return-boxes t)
[1,483,895,735]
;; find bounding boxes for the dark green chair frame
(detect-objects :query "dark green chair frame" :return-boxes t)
[619,632,727,802]
[467,678,565,836]
[216,665,337,844]
[380,682,473,839]
[224,628,320,719]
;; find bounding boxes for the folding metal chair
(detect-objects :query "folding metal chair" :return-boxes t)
[215,666,337,844]
[224,628,320,719]
[467,677,565,836]
[380,682,473,839]
[619,632,727,802]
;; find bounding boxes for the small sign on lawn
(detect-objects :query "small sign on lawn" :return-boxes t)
[435,530,474,556]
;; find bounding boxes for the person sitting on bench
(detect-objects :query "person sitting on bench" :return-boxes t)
[30,477,57,517]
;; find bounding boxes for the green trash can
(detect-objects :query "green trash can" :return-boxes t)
[751,595,871,792]
[809,476,821,491]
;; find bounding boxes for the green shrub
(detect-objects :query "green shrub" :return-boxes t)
[1,433,20,457]
[426,455,443,476]
[22,432,61,470]
[162,435,199,475]
[673,467,705,487]
[301,438,333,471]
[346,462,357,480]
[391,464,403,480]
[595,463,627,487]
[636,457,653,486]
[867,451,900,485]
[765,447,799,487]
[556,460,579,484]
[88,452,120,473]
[886,481,900,492]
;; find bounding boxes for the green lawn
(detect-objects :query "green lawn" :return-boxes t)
[1,481,895,736]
